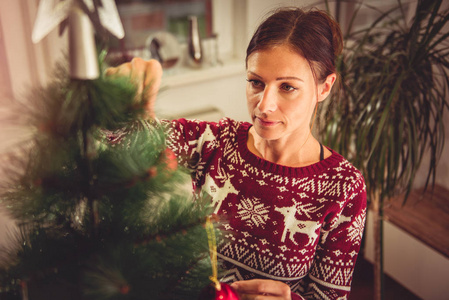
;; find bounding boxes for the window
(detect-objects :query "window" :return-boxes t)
[108,0,213,66]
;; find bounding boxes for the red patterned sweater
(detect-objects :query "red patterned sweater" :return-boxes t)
[155,117,367,300]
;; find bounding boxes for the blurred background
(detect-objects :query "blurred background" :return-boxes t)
[1,1,448,299]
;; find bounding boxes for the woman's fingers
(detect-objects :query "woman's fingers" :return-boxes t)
[105,58,163,118]
[141,58,163,117]
[105,61,133,78]
[231,279,291,300]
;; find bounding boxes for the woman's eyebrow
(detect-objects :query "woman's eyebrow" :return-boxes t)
[247,71,262,78]
[247,71,304,82]
[276,76,304,82]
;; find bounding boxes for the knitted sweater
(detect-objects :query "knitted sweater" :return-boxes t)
[159,117,367,300]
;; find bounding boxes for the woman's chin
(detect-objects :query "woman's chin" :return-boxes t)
[253,125,282,141]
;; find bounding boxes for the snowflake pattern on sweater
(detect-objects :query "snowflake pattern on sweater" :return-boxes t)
[151,117,367,300]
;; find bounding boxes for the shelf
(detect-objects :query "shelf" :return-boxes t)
[161,59,245,88]
[384,184,449,259]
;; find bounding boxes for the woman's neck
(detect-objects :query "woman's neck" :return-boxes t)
[247,127,324,167]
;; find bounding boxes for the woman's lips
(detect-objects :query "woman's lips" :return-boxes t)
[256,117,280,127]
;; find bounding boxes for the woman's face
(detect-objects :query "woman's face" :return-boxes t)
[246,44,334,142]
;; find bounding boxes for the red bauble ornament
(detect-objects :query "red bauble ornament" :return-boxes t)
[161,148,178,172]
[120,284,130,295]
[199,282,240,300]
[216,283,240,300]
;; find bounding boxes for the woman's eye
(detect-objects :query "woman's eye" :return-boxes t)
[247,79,263,88]
[281,84,297,92]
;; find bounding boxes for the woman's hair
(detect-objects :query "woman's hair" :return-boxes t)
[246,7,343,84]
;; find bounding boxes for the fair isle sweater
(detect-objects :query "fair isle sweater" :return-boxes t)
[158,117,367,300]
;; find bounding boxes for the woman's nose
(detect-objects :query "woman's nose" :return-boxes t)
[257,87,277,113]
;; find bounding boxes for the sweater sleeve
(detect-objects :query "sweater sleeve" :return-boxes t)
[160,118,222,171]
[297,175,367,299]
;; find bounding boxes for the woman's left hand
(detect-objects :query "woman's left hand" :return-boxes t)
[231,279,292,300]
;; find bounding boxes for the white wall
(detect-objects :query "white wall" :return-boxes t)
[364,211,449,300]
[413,0,449,190]
[0,0,67,99]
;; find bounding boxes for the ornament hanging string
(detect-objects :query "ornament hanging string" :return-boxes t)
[206,216,221,291]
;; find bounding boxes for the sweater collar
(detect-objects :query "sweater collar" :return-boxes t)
[237,121,343,177]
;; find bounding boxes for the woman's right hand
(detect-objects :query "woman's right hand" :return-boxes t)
[105,58,163,118]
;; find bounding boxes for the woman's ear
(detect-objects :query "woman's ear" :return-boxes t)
[318,73,337,102]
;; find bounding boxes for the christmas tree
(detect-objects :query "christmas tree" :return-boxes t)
[0,1,219,299]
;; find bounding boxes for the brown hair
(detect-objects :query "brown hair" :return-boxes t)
[246,7,343,84]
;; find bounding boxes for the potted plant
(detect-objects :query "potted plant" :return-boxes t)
[320,0,449,299]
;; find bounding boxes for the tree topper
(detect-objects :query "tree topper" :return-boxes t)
[32,0,125,79]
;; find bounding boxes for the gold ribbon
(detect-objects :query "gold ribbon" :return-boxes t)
[206,216,221,291]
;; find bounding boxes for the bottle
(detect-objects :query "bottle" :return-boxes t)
[187,15,203,67]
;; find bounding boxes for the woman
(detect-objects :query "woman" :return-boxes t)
[108,7,366,300]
